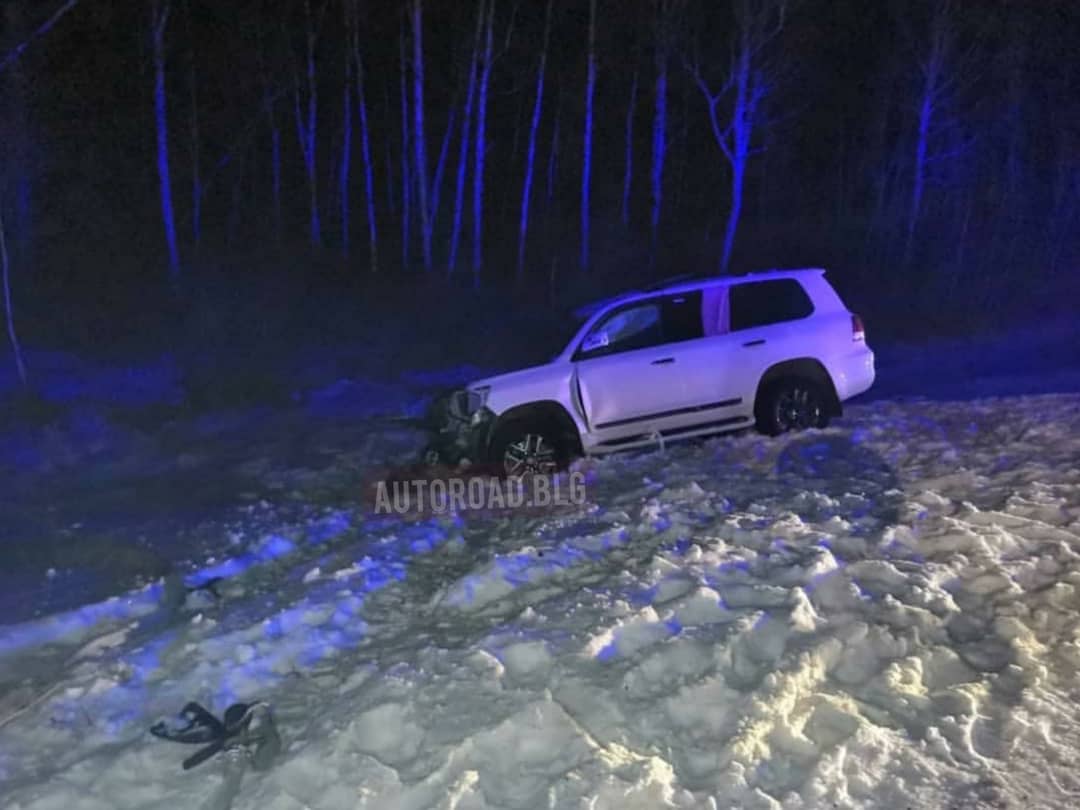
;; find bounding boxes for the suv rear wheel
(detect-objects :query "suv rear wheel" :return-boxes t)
[489,422,568,477]
[755,378,830,436]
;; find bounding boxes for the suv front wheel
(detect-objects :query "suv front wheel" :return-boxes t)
[489,422,568,477]
[755,378,830,436]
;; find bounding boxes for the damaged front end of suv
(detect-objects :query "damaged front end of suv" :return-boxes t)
[423,386,495,467]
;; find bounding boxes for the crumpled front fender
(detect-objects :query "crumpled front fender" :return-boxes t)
[424,390,496,466]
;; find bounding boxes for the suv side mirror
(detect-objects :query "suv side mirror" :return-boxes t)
[581,331,609,354]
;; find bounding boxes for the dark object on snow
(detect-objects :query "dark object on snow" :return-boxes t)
[187,576,225,599]
[150,700,281,771]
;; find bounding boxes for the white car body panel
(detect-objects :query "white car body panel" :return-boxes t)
[472,363,582,429]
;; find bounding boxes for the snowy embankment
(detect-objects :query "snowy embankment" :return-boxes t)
[3,394,1080,809]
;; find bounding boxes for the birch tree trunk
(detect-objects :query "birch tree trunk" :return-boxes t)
[1,4,34,264]
[580,0,597,271]
[348,2,378,274]
[411,0,432,271]
[152,0,181,280]
[622,70,637,229]
[340,2,353,260]
[189,51,201,251]
[0,1,81,75]
[429,105,456,233]
[472,0,495,286]
[690,0,784,275]
[906,87,933,264]
[399,20,412,269]
[516,0,552,281]
[0,207,27,384]
[255,12,281,240]
[905,3,948,265]
[719,39,752,275]
[448,0,484,276]
[651,1,668,241]
[293,0,323,249]
[547,86,561,205]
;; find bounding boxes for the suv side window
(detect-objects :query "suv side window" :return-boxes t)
[729,279,814,331]
[660,291,704,343]
[576,291,708,360]
[576,301,664,359]
[575,291,707,360]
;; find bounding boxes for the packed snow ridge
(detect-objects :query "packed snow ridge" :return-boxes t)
[3,394,1080,809]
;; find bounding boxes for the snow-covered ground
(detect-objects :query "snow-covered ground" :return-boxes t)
[3,391,1080,809]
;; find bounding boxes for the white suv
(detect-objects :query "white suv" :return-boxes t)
[427,269,875,475]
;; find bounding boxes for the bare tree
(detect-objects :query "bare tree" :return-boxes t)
[429,104,457,232]
[622,69,637,229]
[382,87,396,217]
[471,0,495,285]
[547,84,562,206]
[184,0,202,251]
[0,207,27,384]
[255,9,282,239]
[516,0,553,281]
[1,4,35,260]
[411,0,433,271]
[151,0,181,280]
[398,18,412,268]
[292,0,325,249]
[448,0,485,276]
[902,0,976,264]
[580,0,597,271]
[651,0,673,243]
[340,0,354,260]
[689,0,786,274]
[347,0,378,273]
[0,0,81,75]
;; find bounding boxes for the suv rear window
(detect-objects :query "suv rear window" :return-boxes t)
[729,279,814,331]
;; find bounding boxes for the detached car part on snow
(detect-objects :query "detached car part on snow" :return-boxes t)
[426,269,875,476]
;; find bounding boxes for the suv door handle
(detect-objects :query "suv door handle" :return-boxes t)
[650,357,675,365]
[742,339,766,347]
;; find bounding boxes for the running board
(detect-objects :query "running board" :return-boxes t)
[588,415,752,452]
[594,397,742,430]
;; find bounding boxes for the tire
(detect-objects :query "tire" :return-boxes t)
[755,378,830,436]
[488,421,570,477]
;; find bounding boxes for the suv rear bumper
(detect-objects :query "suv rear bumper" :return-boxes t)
[830,348,876,401]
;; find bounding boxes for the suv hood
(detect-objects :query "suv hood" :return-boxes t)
[467,361,575,417]
[468,362,566,392]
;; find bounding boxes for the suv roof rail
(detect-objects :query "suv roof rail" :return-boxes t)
[640,273,711,292]
[742,266,826,276]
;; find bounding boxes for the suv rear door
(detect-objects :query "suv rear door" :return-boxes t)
[718,278,818,400]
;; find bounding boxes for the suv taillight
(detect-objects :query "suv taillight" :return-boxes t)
[851,313,866,342]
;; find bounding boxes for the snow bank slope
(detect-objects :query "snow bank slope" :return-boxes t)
[3,394,1080,809]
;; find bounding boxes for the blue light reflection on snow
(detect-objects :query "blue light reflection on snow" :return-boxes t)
[595,641,619,662]
[2,514,459,737]
[185,534,296,588]
[307,511,351,544]
[0,583,162,657]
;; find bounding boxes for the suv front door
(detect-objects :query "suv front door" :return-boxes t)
[574,291,724,441]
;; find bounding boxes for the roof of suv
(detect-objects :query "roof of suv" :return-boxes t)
[646,267,826,296]
[575,268,828,319]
